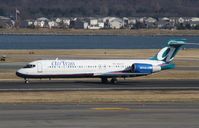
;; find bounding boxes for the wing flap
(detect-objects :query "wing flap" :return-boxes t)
[94,72,149,77]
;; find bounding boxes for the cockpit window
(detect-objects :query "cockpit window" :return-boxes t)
[23,64,36,68]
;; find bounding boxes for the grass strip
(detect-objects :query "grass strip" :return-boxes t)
[0,91,199,104]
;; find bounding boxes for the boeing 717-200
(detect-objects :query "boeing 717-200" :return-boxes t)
[16,39,197,84]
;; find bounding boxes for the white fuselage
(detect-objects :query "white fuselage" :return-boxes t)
[16,39,190,83]
[16,59,164,78]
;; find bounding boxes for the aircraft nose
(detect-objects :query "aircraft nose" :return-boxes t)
[16,69,25,78]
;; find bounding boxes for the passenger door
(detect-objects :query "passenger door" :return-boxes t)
[37,62,43,73]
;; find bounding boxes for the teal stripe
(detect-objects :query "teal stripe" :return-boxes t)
[161,63,175,70]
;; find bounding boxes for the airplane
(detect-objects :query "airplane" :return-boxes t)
[16,39,197,84]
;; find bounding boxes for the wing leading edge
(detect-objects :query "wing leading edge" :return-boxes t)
[94,72,149,77]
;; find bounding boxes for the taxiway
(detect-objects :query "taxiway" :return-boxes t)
[0,103,198,128]
[0,79,198,91]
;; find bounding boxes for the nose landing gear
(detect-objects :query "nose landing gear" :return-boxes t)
[24,78,29,84]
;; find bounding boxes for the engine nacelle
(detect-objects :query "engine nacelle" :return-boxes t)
[132,63,161,73]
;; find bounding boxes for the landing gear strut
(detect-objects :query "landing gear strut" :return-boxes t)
[24,78,29,84]
[111,78,118,84]
[101,77,108,83]
[101,77,118,84]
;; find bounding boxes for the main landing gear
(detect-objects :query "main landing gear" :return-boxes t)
[101,77,118,84]
[110,78,118,84]
[101,77,108,83]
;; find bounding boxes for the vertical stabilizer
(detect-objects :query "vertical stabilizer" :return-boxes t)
[150,39,186,63]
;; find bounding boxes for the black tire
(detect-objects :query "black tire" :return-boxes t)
[25,80,29,84]
[101,77,108,83]
[111,78,117,84]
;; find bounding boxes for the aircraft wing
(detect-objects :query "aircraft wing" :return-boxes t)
[94,72,149,77]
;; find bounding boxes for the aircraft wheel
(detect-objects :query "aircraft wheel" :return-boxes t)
[24,79,29,84]
[101,77,108,83]
[111,78,118,84]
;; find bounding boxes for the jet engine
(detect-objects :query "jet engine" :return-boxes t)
[132,63,161,73]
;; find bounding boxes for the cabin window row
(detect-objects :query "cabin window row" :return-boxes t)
[49,65,130,68]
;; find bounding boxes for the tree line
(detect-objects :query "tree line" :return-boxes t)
[0,0,199,19]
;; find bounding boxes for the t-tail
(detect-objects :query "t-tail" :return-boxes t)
[150,39,187,63]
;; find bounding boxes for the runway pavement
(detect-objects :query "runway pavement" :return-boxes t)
[0,103,199,128]
[0,79,198,91]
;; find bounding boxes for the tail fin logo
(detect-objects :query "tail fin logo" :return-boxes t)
[149,39,197,62]
[157,47,174,61]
